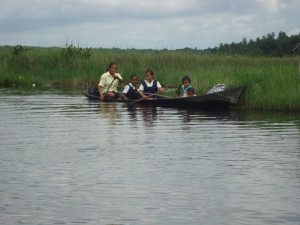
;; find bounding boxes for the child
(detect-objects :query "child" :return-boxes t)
[186,87,196,96]
[176,75,192,97]
[139,69,164,98]
[122,74,142,100]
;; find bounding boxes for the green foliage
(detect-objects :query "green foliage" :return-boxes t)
[211,31,300,57]
[0,43,300,111]
[8,46,37,71]
[61,42,93,66]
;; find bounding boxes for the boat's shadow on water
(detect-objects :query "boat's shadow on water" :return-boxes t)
[85,94,299,128]
[177,108,244,124]
[86,99,245,126]
[85,100,159,125]
[128,105,158,124]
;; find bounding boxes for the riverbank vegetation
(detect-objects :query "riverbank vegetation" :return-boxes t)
[0,32,300,111]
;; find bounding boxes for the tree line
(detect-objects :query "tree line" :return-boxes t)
[205,31,300,57]
[1,31,299,57]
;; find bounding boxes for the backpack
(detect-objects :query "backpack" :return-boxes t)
[88,86,100,96]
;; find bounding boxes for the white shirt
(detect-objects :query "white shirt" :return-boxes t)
[139,80,162,92]
[98,72,123,93]
[123,83,137,94]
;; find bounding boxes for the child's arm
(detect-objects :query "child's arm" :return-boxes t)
[122,85,130,100]
[121,93,129,101]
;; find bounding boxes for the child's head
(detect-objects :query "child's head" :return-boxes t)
[145,69,154,82]
[182,75,191,87]
[129,74,138,85]
[187,87,195,96]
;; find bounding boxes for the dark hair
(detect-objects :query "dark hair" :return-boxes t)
[145,69,154,77]
[182,75,191,83]
[130,74,137,80]
[187,87,195,93]
[106,62,116,71]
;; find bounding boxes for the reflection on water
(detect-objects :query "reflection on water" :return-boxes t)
[97,102,160,126]
[141,106,158,125]
[0,89,300,225]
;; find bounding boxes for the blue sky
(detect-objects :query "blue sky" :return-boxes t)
[0,0,299,49]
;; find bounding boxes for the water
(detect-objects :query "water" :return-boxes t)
[0,89,300,225]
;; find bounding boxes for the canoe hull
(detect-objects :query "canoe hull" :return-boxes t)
[83,86,246,110]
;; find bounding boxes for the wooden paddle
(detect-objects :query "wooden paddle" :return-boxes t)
[131,92,158,104]
[99,77,116,101]
[144,92,172,98]
[103,78,115,97]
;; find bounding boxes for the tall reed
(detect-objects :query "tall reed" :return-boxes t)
[0,46,299,111]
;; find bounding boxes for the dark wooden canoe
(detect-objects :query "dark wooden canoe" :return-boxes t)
[82,86,246,110]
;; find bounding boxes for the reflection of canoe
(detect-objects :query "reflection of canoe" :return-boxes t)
[83,86,246,110]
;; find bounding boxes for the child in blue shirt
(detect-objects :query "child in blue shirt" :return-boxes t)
[176,75,192,97]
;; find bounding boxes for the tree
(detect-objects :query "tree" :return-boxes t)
[204,31,300,57]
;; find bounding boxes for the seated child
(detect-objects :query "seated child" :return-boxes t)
[139,69,164,98]
[176,75,192,97]
[186,87,196,96]
[122,74,142,100]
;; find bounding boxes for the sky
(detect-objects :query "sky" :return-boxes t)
[0,0,299,50]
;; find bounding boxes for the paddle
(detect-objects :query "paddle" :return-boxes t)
[144,92,172,98]
[99,77,116,101]
[131,92,158,104]
[103,78,115,97]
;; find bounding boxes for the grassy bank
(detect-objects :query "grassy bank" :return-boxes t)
[1,45,300,111]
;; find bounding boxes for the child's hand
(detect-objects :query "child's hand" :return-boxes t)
[159,87,165,93]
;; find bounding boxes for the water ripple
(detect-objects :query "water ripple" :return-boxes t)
[0,92,300,225]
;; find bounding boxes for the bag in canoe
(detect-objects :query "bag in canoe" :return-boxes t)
[207,83,226,94]
[88,87,100,96]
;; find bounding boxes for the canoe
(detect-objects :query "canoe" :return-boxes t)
[82,85,246,110]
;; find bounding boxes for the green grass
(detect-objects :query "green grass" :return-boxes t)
[1,45,300,111]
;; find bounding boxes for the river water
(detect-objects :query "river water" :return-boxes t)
[0,88,300,225]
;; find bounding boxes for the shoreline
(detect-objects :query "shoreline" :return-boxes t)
[0,46,299,111]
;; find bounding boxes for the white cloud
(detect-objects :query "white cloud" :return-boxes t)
[0,0,299,49]
[255,0,286,13]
